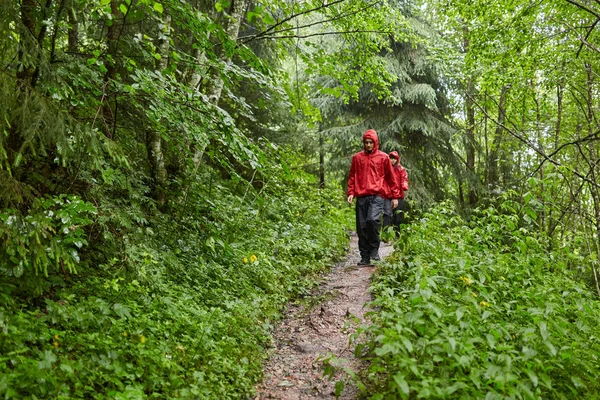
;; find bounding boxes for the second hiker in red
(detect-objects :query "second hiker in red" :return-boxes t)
[383,151,409,234]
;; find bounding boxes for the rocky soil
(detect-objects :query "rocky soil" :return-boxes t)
[255,234,393,399]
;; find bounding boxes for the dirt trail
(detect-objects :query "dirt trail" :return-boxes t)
[255,234,393,399]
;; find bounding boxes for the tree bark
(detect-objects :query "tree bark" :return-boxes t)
[463,25,477,205]
[102,0,121,138]
[203,0,251,104]
[191,0,251,167]
[465,77,477,204]
[147,14,171,210]
[584,63,600,274]
[67,0,78,53]
[319,125,325,188]
[488,85,510,187]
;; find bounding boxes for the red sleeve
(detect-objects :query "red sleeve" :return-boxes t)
[385,158,400,199]
[347,156,357,196]
[400,167,408,191]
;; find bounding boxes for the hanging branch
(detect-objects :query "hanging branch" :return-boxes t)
[239,0,348,43]
[555,14,600,54]
[239,0,382,44]
[467,93,600,189]
[238,0,385,44]
[576,18,599,57]
[248,29,393,41]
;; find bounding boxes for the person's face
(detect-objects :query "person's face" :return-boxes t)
[390,157,398,166]
[364,139,375,153]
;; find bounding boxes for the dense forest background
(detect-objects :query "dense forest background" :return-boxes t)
[1,0,600,398]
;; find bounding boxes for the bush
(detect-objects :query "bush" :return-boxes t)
[360,201,600,399]
[0,149,352,399]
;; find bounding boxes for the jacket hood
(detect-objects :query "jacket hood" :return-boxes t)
[362,129,379,152]
[389,151,400,162]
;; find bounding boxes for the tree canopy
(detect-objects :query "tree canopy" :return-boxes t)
[1,0,600,398]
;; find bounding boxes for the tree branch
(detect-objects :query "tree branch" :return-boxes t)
[576,18,600,57]
[238,0,389,45]
[247,29,393,41]
[467,92,600,189]
[565,0,600,20]
[239,0,382,44]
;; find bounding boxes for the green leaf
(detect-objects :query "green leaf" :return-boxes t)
[334,381,344,397]
[38,350,57,369]
[153,2,163,13]
[119,3,128,14]
[525,370,538,387]
[393,373,410,397]
[544,340,557,356]
[456,307,465,321]
[538,321,548,340]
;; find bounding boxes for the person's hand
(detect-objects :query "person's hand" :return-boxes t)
[392,199,398,209]
[347,195,354,204]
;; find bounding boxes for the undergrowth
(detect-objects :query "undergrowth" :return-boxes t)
[0,149,352,399]
[358,200,600,399]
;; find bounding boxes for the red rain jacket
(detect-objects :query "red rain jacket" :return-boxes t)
[387,151,408,199]
[347,130,399,198]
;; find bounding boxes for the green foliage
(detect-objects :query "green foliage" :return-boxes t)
[360,201,600,399]
[0,146,351,399]
[0,195,96,295]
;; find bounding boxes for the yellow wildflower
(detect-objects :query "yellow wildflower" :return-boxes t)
[243,257,248,263]
[140,335,147,344]
[480,301,490,307]
[250,254,258,263]
[53,341,59,348]
[53,334,59,340]
[122,331,128,337]
[460,276,472,286]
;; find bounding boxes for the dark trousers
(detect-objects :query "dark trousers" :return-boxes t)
[383,198,405,233]
[356,195,384,261]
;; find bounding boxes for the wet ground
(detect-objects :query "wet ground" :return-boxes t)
[255,234,393,399]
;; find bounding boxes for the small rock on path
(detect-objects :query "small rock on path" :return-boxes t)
[255,233,393,399]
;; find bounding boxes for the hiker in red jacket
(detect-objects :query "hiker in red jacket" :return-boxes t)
[347,129,399,266]
[383,151,408,234]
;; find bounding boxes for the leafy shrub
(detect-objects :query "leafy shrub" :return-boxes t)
[0,195,97,296]
[0,148,352,399]
[360,201,600,399]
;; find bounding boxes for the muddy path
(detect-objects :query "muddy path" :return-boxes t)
[255,234,393,399]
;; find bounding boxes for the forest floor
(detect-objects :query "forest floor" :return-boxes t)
[255,233,394,399]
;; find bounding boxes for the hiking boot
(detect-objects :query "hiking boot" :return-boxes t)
[370,251,381,261]
[358,258,370,266]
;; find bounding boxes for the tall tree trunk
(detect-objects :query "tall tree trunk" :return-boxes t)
[319,125,325,188]
[67,0,78,53]
[9,0,46,168]
[102,0,121,138]
[465,77,477,204]
[147,14,171,210]
[488,85,510,188]
[191,0,250,167]
[555,83,563,158]
[203,0,250,104]
[547,82,564,239]
[533,82,545,231]
[463,25,477,205]
[584,64,600,272]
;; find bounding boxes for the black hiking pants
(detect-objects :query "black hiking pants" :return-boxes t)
[356,195,385,261]
[384,198,405,233]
